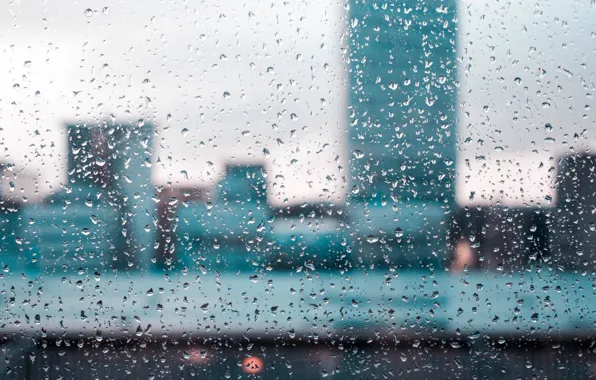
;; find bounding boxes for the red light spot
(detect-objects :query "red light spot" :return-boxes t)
[242,356,264,374]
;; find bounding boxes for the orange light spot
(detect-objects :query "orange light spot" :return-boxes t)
[452,239,474,272]
[242,356,264,374]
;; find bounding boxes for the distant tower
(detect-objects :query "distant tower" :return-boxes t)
[175,163,270,271]
[68,122,155,268]
[0,164,22,270]
[551,154,596,270]
[347,0,458,268]
[21,121,154,272]
[218,164,268,204]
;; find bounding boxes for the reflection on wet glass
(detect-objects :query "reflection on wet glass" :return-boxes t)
[0,0,595,378]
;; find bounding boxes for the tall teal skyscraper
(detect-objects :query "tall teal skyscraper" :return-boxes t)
[347,0,458,268]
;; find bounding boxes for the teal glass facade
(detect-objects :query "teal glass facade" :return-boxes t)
[347,0,458,268]
[18,122,155,273]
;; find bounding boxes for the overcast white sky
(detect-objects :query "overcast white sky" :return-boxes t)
[457,0,596,206]
[0,0,594,206]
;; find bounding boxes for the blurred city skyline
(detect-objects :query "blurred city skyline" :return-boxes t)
[0,0,595,206]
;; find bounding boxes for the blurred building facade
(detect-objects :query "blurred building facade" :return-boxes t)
[449,154,596,273]
[450,206,550,272]
[173,163,349,272]
[347,0,458,269]
[550,154,596,271]
[18,122,154,273]
[175,164,271,271]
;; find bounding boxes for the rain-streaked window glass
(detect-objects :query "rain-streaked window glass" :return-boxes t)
[1,0,595,378]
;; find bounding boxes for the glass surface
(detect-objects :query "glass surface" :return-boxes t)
[1,0,595,378]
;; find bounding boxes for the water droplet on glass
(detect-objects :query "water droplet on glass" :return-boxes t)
[352,150,364,159]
